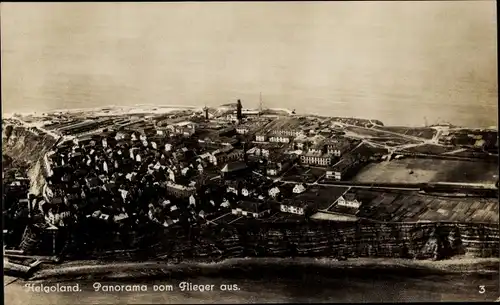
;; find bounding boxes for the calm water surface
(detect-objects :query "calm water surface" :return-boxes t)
[1,2,497,127]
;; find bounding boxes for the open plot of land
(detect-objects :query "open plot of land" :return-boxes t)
[377,127,437,139]
[345,126,398,138]
[354,190,498,224]
[307,167,327,180]
[297,185,350,210]
[282,165,325,183]
[369,137,418,146]
[352,159,498,184]
[398,144,459,155]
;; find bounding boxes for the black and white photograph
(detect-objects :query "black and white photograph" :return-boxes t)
[2,1,498,303]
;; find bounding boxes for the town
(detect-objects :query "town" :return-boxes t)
[2,100,499,274]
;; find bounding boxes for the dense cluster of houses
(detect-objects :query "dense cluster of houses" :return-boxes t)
[41,123,220,229]
[247,116,370,174]
[30,109,379,233]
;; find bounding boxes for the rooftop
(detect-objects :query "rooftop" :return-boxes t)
[303,151,331,158]
[173,121,195,127]
[221,161,248,173]
[263,117,303,133]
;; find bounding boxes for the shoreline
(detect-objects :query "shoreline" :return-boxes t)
[4,104,497,130]
[26,257,499,282]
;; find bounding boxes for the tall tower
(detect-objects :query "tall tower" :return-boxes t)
[236,99,243,121]
[203,106,209,120]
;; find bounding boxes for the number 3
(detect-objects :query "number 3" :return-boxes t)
[479,286,486,294]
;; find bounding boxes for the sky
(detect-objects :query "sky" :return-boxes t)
[1,2,497,126]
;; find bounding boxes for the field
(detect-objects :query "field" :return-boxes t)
[344,126,396,138]
[353,190,499,224]
[344,126,422,145]
[352,159,498,184]
[377,127,437,139]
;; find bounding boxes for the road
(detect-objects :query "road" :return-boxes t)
[278,180,421,191]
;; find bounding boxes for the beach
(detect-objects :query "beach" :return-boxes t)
[5,257,499,303]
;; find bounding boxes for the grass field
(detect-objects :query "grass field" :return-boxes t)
[352,159,498,184]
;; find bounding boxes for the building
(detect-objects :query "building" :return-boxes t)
[337,193,361,209]
[300,152,333,167]
[246,147,270,158]
[293,135,310,150]
[165,182,196,197]
[308,142,325,154]
[155,127,170,136]
[268,134,291,143]
[255,133,267,142]
[236,126,249,134]
[213,149,244,165]
[292,183,307,194]
[326,154,360,181]
[279,199,316,215]
[232,201,270,218]
[325,138,352,157]
[221,161,249,179]
[209,146,235,165]
[168,121,196,137]
[266,154,295,177]
[220,137,239,146]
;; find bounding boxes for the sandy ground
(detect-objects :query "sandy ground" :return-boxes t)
[19,257,499,281]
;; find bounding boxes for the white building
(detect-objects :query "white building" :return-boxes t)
[269,135,291,143]
[268,187,280,198]
[337,194,361,209]
[279,202,309,215]
[236,127,249,134]
[300,152,333,167]
[293,184,307,194]
[255,134,267,142]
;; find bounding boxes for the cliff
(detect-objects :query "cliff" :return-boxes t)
[59,219,499,262]
[2,126,57,195]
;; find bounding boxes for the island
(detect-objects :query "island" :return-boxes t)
[3,100,499,279]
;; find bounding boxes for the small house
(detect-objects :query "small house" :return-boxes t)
[337,193,361,209]
[255,133,267,142]
[231,201,271,218]
[292,183,306,194]
[279,199,315,216]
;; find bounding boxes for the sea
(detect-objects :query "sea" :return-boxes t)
[1,2,497,128]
